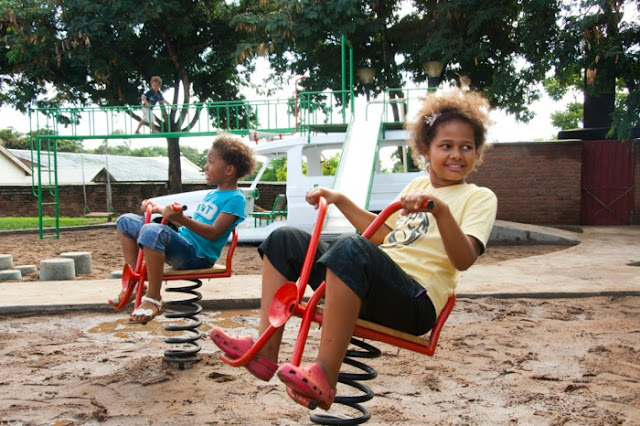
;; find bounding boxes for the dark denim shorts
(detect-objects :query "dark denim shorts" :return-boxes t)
[116,213,213,270]
[259,226,436,335]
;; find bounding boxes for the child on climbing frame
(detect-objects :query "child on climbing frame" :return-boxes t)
[135,75,172,134]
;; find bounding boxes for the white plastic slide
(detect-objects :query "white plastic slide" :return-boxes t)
[323,106,383,233]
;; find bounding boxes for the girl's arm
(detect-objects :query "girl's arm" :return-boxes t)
[306,187,391,244]
[163,205,237,241]
[400,191,481,271]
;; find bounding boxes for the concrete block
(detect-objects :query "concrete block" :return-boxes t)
[0,254,13,270]
[0,270,21,281]
[59,252,92,275]
[109,269,123,279]
[15,265,37,275]
[40,258,76,281]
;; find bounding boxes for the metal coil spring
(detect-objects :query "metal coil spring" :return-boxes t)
[310,338,381,425]
[163,279,204,370]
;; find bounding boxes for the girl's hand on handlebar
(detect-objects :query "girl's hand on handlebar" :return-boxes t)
[305,187,339,209]
[399,191,440,215]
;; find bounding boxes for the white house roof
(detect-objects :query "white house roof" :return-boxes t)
[4,150,205,185]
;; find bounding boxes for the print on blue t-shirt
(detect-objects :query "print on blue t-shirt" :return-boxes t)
[178,189,245,262]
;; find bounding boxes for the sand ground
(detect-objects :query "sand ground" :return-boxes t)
[0,227,638,425]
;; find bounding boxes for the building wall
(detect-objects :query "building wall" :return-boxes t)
[467,141,583,225]
[0,182,286,218]
[0,155,30,183]
[1,141,638,225]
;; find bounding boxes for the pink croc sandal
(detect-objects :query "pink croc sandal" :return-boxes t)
[277,362,336,410]
[209,328,278,381]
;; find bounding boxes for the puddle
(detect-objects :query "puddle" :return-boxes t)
[88,309,259,338]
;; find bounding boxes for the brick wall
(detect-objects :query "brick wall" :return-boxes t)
[2,141,638,225]
[467,141,583,225]
[0,182,287,218]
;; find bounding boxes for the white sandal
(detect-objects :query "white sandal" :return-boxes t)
[107,284,147,310]
[129,296,165,324]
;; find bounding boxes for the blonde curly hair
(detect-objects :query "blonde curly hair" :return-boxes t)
[407,87,493,170]
[212,134,257,179]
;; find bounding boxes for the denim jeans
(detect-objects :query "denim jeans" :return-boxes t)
[116,213,213,270]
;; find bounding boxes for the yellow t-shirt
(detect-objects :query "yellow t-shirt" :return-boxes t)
[381,176,497,316]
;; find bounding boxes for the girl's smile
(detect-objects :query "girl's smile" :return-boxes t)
[425,119,477,188]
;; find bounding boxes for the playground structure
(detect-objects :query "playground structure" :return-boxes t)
[27,36,432,238]
[220,196,455,424]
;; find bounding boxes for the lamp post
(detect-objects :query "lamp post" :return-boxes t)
[357,67,375,101]
[423,60,444,91]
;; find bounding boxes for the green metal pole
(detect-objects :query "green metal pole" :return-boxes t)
[52,138,59,238]
[341,35,354,122]
[36,135,43,239]
[349,46,354,115]
[341,35,346,123]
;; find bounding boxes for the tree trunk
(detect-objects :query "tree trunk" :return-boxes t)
[167,137,182,193]
[583,70,616,130]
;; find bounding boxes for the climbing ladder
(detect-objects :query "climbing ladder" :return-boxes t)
[32,137,60,239]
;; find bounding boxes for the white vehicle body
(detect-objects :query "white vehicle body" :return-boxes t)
[151,127,422,243]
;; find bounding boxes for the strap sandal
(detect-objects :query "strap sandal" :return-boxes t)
[107,283,147,311]
[129,296,164,325]
[209,328,278,381]
[277,362,336,411]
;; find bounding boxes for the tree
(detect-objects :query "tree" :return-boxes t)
[396,0,562,121]
[234,1,406,108]
[0,0,251,192]
[0,127,83,152]
[551,102,583,132]
[233,0,560,122]
[237,1,638,139]
[548,0,639,139]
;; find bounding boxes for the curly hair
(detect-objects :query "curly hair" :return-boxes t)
[211,134,257,179]
[407,87,493,170]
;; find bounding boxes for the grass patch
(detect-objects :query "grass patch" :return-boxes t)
[0,216,112,231]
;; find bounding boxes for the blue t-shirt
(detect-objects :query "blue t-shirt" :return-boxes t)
[178,189,245,262]
[143,89,165,107]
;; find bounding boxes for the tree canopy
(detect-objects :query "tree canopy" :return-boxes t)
[549,0,639,138]
[0,0,251,191]
[233,0,638,137]
[233,0,560,121]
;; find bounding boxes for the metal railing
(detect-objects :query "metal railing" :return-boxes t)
[28,89,357,141]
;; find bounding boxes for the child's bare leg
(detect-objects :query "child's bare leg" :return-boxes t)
[315,269,361,388]
[141,247,164,301]
[258,255,289,362]
[129,247,164,321]
[117,229,139,267]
